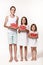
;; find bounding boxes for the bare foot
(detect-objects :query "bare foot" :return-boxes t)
[25,58,28,61]
[31,58,36,61]
[14,57,18,62]
[20,57,23,61]
[21,59,23,61]
[31,58,34,61]
[9,57,13,62]
[25,57,28,61]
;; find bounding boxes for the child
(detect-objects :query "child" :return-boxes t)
[4,6,19,62]
[18,16,29,61]
[28,24,38,60]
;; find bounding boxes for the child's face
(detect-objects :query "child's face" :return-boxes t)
[32,25,35,31]
[10,8,16,15]
[22,18,26,25]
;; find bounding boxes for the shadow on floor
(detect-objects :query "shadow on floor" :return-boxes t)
[37,52,43,58]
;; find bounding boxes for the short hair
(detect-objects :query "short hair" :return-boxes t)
[10,6,16,11]
[21,16,28,25]
[30,24,37,31]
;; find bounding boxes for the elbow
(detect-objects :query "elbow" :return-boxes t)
[4,24,6,28]
[4,24,5,27]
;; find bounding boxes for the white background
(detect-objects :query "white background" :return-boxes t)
[0,0,43,65]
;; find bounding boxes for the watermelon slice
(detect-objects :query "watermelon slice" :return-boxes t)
[30,33,38,37]
[10,23,18,29]
[20,25,26,30]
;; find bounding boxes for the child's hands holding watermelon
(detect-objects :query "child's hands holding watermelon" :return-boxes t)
[28,33,38,39]
[19,25,27,32]
[10,23,18,30]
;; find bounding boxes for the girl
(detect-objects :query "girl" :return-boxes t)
[28,24,38,60]
[4,6,19,62]
[18,17,29,61]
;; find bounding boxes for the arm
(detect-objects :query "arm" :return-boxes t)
[26,25,29,33]
[34,34,38,39]
[21,29,29,32]
[28,33,32,38]
[16,16,19,24]
[28,33,38,39]
[18,28,29,33]
[18,27,25,33]
[15,16,19,29]
[31,32,38,39]
[25,29,29,33]
[4,16,13,29]
[18,28,21,33]
[4,16,10,29]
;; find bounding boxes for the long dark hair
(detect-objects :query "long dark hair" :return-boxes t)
[21,16,28,25]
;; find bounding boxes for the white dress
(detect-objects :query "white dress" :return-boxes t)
[28,31,38,47]
[18,25,29,46]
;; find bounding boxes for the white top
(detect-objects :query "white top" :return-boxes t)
[29,30,38,34]
[28,30,38,47]
[6,16,17,33]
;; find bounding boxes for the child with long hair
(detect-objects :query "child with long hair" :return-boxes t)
[18,16,29,61]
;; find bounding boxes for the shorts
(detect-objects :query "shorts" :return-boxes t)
[8,31,17,44]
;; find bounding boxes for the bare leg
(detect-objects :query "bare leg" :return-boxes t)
[20,46,23,61]
[33,47,37,60]
[24,46,28,61]
[31,47,37,61]
[9,44,13,62]
[14,44,18,62]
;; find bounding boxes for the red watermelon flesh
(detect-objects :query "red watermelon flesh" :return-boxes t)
[20,25,26,30]
[10,23,18,28]
[30,33,38,37]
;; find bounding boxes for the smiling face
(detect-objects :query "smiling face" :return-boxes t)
[32,25,36,31]
[21,17,27,25]
[22,18,26,24]
[10,8,16,15]
[10,6,16,15]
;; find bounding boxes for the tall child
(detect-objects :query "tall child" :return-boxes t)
[4,6,19,62]
[18,17,29,61]
[28,24,38,60]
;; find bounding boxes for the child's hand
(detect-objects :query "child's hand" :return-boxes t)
[8,26,18,30]
[19,25,26,32]
[28,33,33,38]
[20,29,26,32]
[18,27,26,33]
[25,29,29,33]
[28,33,38,39]
[28,33,31,37]
[18,26,29,32]
[18,29,21,33]
[18,27,21,33]
[34,34,38,39]
[4,26,11,29]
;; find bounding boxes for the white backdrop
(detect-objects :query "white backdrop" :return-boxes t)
[0,0,43,65]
